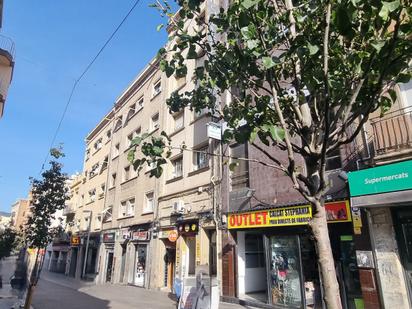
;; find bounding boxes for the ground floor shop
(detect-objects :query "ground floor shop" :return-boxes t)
[45,243,70,274]
[224,200,364,309]
[98,225,153,288]
[348,160,412,309]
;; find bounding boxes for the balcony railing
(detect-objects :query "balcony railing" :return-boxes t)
[0,34,15,59]
[371,106,412,157]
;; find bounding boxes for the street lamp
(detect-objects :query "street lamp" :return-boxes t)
[82,210,92,279]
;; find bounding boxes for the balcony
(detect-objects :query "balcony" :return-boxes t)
[371,106,412,161]
[0,34,15,118]
[63,203,76,216]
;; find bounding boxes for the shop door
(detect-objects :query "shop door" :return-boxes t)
[119,245,126,283]
[393,208,412,303]
[134,244,147,287]
[105,252,114,283]
[69,248,77,277]
[267,235,304,308]
[165,248,176,290]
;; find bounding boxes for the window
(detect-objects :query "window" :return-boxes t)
[90,163,99,179]
[80,194,84,206]
[103,206,113,223]
[114,117,123,132]
[245,234,265,268]
[119,198,135,218]
[85,149,90,161]
[194,146,209,170]
[101,156,108,172]
[151,113,160,131]
[230,144,249,190]
[106,129,112,141]
[123,166,131,182]
[325,148,342,171]
[173,112,184,132]
[171,156,183,178]
[137,96,144,110]
[144,192,154,213]
[153,80,161,97]
[99,183,105,198]
[126,133,133,149]
[93,138,103,152]
[113,143,120,158]
[88,189,96,203]
[110,173,117,188]
[127,103,136,121]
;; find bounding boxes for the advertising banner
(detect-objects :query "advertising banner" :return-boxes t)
[228,200,351,229]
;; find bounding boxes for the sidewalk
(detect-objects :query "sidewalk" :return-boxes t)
[33,271,256,309]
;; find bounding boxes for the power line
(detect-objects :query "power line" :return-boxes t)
[39,0,141,174]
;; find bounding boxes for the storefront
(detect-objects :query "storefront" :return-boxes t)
[102,231,116,283]
[227,200,363,309]
[158,227,178,291]
[348,160,412,309]
[129,227,150,287]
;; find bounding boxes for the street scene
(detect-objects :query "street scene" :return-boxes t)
[0,0,411,308]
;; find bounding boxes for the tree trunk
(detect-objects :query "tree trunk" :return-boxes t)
[310,199,342,309]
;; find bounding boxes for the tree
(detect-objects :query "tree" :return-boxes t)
[0,228,17,259]
[129,0,411,307]
[23,147,68,309]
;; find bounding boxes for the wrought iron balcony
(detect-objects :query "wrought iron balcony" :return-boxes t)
[371,106,412,158]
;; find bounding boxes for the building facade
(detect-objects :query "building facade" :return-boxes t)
[0,0,15,119]
[347,81,412,309]
[10,198,30,232]
[96,58,165,288]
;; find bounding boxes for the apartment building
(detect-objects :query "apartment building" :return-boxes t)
[96,58,165,288]
[347,81,412,309]
[0,0,15,119]
[64,110,114,281]
[10,198,30,232]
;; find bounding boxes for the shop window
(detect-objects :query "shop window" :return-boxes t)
[325,148,342,171]
[186,237,196,275]
[245,234,265,268]
[230,143,249,190]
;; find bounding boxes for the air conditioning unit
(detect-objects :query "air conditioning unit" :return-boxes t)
[173,200,185,214]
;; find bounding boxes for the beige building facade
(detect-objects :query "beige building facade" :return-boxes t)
[97,58,166,288]
[10,198,30,232]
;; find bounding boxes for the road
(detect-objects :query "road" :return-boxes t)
[31,271,250,309]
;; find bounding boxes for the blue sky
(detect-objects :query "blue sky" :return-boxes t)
[0,0,168,212]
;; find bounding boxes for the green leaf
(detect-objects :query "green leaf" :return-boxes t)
[229,162,239,172]
[371,40,386,52]
[242,0,260,9]
[307,43,319,55]
[262,56,276,69]
[249,128,258,143]
[335,5,352,36]
[379,1,400,20]
[269,126,285,142]
[127,150,135,163]
[156,24,164,32]
[187,45,198,59]
[246,40,259,50]
[131,136,143,147]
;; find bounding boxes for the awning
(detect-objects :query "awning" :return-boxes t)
[350,189,412,208]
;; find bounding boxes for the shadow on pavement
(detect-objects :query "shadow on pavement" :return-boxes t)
[32,279,110,309]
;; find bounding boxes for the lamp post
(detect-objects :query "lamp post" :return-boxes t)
[82,210,92,279]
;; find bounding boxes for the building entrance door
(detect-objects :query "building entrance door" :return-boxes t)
[105,251,114,283]
[393,208,412,305]
[134,244,147,287]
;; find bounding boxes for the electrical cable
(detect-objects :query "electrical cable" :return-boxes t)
[39,0,141,174]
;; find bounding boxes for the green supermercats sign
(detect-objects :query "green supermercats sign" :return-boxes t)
[348,160,412,197]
